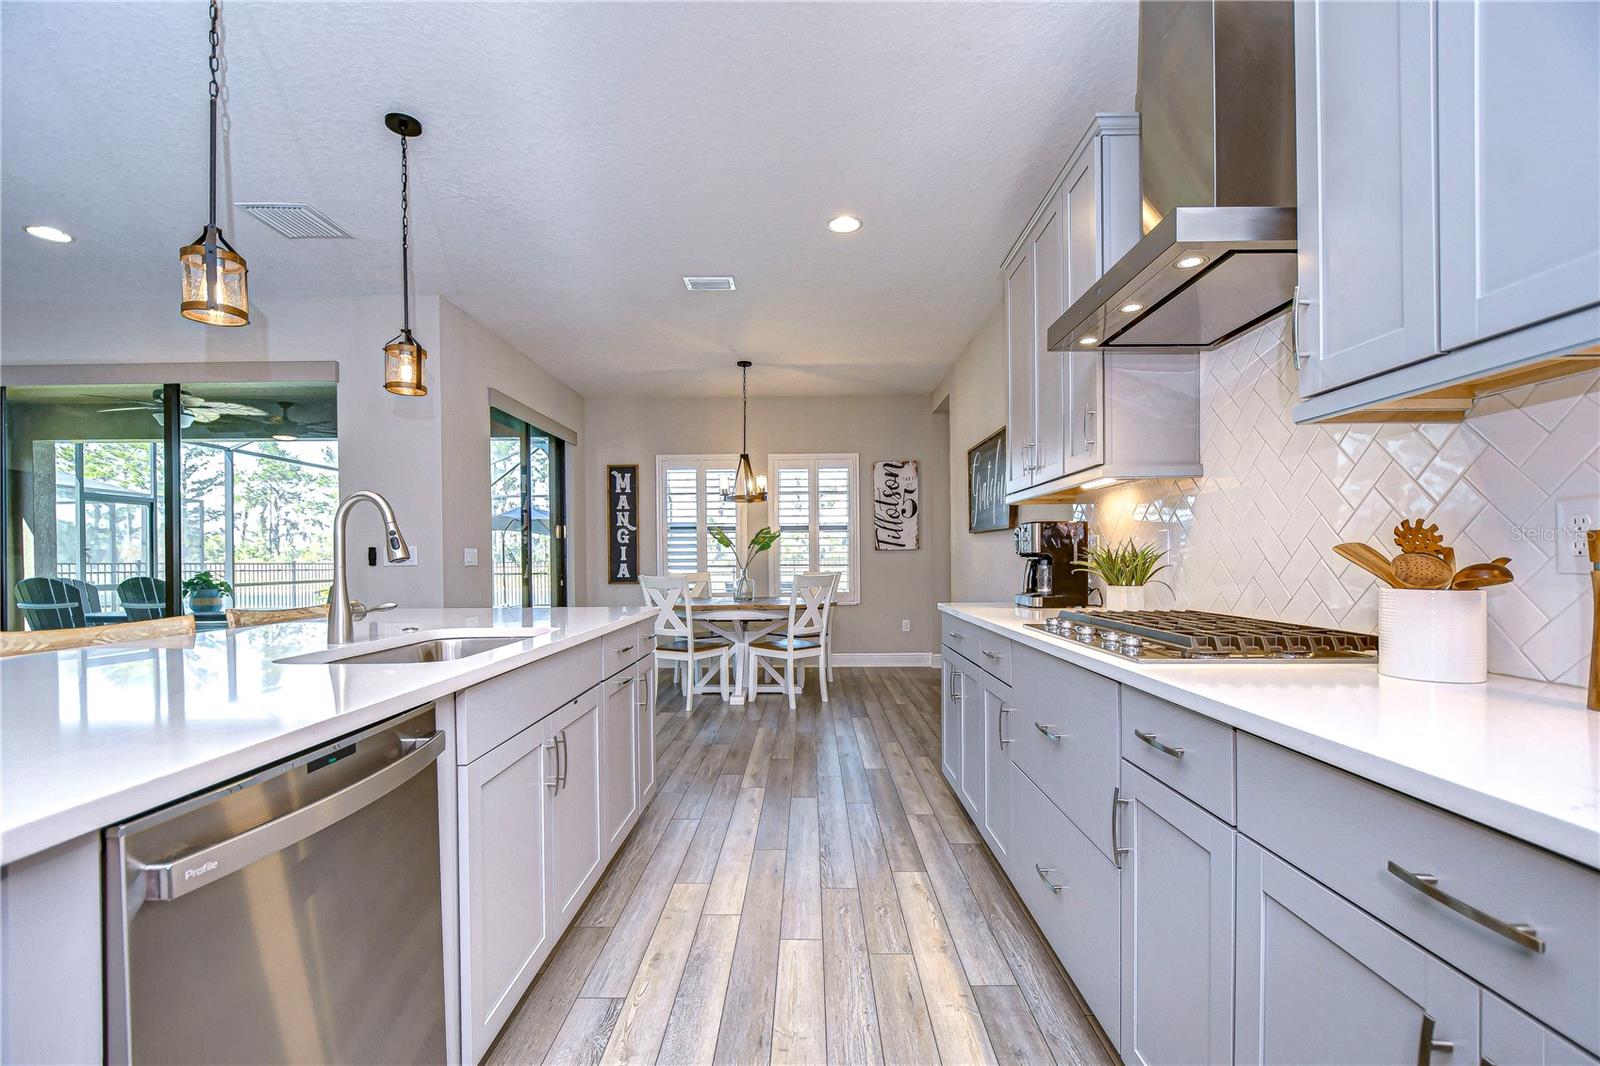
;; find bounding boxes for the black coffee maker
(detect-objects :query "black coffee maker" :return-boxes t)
[1013,520,1091,608]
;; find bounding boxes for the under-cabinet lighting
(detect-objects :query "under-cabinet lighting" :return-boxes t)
[1078,335,1099,346]
[1080,477,1119,490]
[1119,301,1143,313]
[1175,254,1208,269]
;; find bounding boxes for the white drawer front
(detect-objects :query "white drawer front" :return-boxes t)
[601,620,650,676]
[456,641,602,765]
[940,614,984,665]
[1010,763,1122,1038]
[1238,735,1600,1054]
[976,630,1013,685]
[1008,643,1120,858]
[1121,688,1235,823]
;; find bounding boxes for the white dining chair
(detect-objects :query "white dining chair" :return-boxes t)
[643,571,716,685]
[642,575,732,712]
[748,573,832,708]
[801,569,840,682]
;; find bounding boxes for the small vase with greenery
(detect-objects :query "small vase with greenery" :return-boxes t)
[710,526,781,601]
[1075,539,1169,612]
[181,571,235,613]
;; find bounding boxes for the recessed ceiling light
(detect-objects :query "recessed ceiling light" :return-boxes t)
[1078,335,1099,347]
[1175,254,1208,269]
[827,215,862,234]
[684,276,736,291]
[1119,302,1143,314]
[24,225,73,243]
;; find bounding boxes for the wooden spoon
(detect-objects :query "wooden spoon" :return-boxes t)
[1393,552,1453,589]
[1450,562,1514,590]
[1334,543,1400,587]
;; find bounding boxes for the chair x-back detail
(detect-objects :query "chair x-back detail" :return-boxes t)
[642,575,731,712]
[750,573,834,708]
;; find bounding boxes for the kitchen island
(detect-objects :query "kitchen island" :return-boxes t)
[0,606,658,1064]
[939,601,1600,1066]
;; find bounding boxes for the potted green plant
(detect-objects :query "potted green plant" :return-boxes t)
[710,526,781,601]
[1075,539,1170,611]
[181,571,234,613]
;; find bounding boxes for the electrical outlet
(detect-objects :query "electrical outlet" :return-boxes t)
[1555,496,1599,574]
[464,547,479,567]
[901,618,912,632]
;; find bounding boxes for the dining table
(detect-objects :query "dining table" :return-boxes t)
[680,596,793,704]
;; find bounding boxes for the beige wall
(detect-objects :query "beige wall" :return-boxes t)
[930,301,1074,604]
[582,394,948,658]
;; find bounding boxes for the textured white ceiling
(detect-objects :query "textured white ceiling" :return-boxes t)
[1,2,1136,397]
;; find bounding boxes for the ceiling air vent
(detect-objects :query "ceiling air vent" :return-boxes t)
[237,203,352,239]
[683,275,736,291]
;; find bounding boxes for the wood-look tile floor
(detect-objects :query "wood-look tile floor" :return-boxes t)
[485,668,1115,1066]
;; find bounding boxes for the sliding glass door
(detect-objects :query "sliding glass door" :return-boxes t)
[490,408,566,608]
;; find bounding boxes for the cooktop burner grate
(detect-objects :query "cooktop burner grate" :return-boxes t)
[1029,609,1378,662]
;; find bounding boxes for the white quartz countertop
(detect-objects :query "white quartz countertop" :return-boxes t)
[941,603,1600,871]
[0,606,653,865]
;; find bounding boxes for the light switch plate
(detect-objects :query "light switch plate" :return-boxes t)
[1554,496,1599,575]
[464,547,479,567]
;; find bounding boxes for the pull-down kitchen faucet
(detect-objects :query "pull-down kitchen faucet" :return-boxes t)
[329,490,410,644]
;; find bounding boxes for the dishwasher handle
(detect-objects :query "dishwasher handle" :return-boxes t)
[134,730,446,902]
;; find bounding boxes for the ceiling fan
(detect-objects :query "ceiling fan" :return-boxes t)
[92,389,266,427]
[262,401,336,441]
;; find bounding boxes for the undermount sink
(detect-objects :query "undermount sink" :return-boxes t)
[325,636,526,665]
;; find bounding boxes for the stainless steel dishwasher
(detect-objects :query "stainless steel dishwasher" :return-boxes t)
[104,705,447,1065]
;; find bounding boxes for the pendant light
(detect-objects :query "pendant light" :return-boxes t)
[382,112,427,396]
[179,0,249,326]
[723,360,767,503]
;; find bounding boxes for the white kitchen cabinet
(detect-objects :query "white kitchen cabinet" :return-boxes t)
[1030,204,1068,485]
[940,654,963,787]
[1118,766,1234,1066]
[980,675,1013,866]
[1,834,102,1066]
[957,665,984,820]
[1483,991,1600,1066]
[1294,0,1439,396]
[458,720,550,1063]
[599,672,639,852]
[633,657,655,804]
[1005,249,1038,495]
[1437,0,1600,350]
[1236,838,1480,1066]
[544,691,602,928]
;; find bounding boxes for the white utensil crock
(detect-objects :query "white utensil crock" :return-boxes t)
[1103,586,1148,612]
[1377,587,1487,684]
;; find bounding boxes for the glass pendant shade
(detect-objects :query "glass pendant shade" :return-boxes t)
[180,232,249,327]
[727,452,767,503]
[383,330,428,396]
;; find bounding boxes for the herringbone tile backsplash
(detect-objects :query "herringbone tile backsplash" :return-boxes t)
[1075,313,1600,685]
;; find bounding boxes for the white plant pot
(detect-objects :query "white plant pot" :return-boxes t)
[1377,587,1488,684]
[1103,585,1147,612]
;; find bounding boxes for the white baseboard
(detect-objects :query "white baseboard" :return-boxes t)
[831,652,936,668]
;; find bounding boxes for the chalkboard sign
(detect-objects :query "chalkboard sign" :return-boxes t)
[968,428,1014,533]
[607,464,640,583]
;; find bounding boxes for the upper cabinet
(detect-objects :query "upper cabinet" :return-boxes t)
[1007,115,1184,503]
[1294,0,1600,421]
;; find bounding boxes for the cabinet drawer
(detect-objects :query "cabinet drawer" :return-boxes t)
[456,641,603,765]
[1008,643,1120,858]
[1238,735,1600,1053]
[975,630,1013,684]
[601,621,649,676]
[1121,688,1235,823]
[1011,763,1121,1037]
[940,614,984,664]
[1483,990,1599,1066]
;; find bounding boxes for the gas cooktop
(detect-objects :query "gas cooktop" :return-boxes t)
[1024,609,1378,662]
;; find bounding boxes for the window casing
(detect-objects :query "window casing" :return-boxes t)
[655,455,745,595]
[766,453,859,605]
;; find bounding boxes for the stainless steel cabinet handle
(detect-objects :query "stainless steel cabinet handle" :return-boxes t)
[1083,406,1097,449]
[545,739,559,794]
[557,730,569,791]
[616,643,635,654]
[1417,1013,1454,1066]
[1292,283,1313,369]
[997,705,1012,749]
[614,675,634,691]
[946,632,963,640]
[1111,786,1130,869]
[1387,861,1545,953]
[1034,722,1064,741]
[1134,729,1185,760]
[135,731,446,902]
[1035,865,1063,894]
[981,649,1001,660]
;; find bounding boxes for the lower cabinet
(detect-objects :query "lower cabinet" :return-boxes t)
[1483,991,1600,1066]
[980,675,1013,865]
[459,721,550,1062]
[545,690,603,929]
[634,657,655,803]
[1118,764,1234,1066]
[1235,837,1480,1066]
[940,653,963,786]
[600,672,639,852]
[957,664,984,818]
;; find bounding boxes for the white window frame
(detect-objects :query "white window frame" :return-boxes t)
[765,452,860,606]
[655,454,748,586]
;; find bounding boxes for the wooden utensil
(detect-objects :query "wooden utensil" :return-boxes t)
[1449,562,1514,590]
[1334,543,1400,587]
[1587,529,1598,712]
[1394,519,1445,556]
[1393,551,1453,589]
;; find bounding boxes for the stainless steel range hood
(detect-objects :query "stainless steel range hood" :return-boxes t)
[1048,0,1296,354]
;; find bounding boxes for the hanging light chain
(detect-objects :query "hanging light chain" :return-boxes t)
[206,0,222,233]
[741,362,749,451]
[208,1,221,101]
[400,132,411,332]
